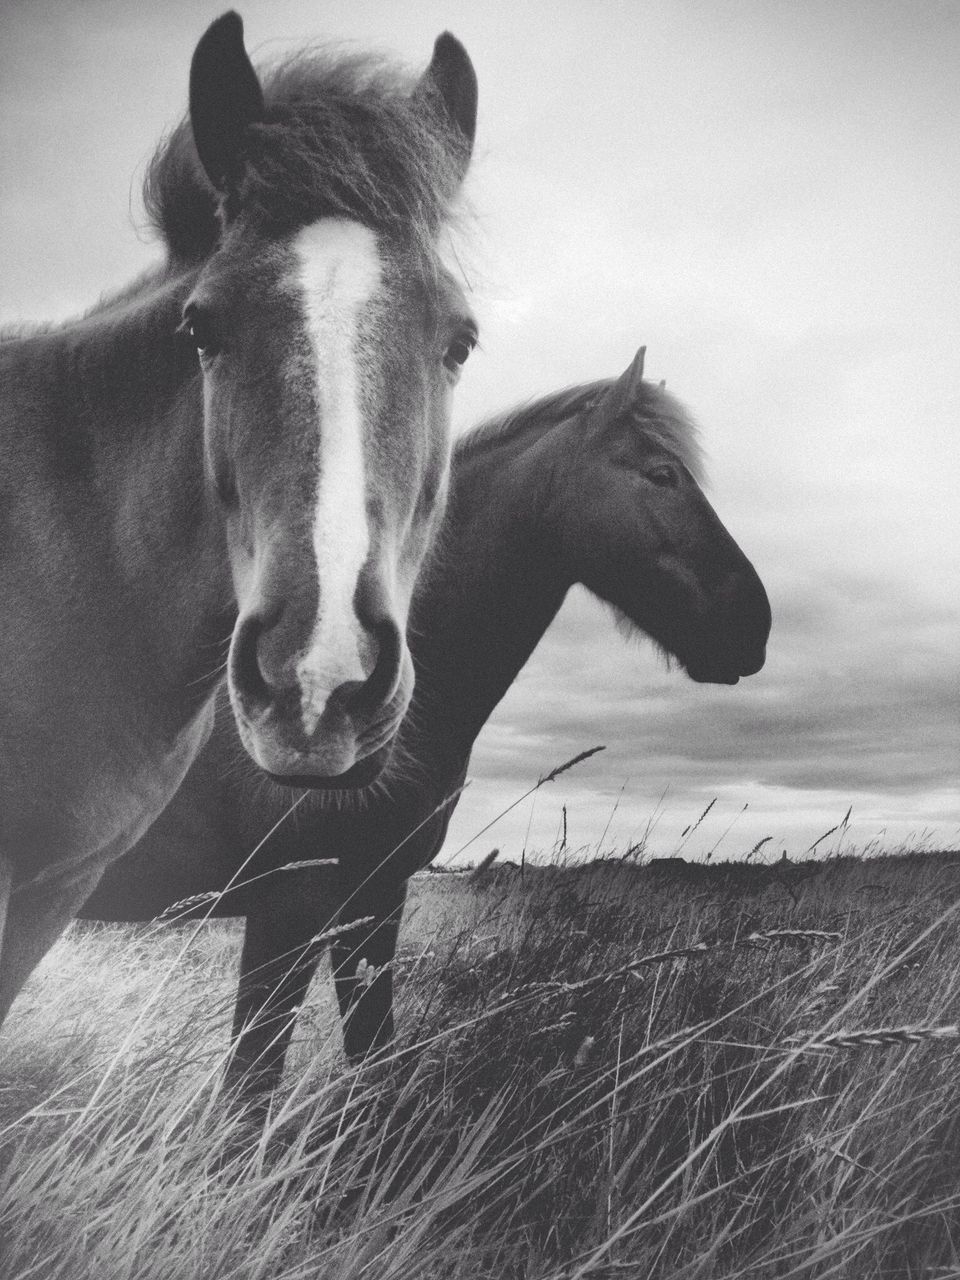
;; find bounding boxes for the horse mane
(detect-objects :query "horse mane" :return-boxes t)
[456,377,705,482]
[143,48,468,265]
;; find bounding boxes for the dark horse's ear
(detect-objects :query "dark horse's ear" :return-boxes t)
[603,347,647,421]
[413,33,478,180]
[190,12,265,196]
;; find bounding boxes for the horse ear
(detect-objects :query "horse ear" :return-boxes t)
[414,33,478,177]
[189,11,265,196]
[602,346,647,421]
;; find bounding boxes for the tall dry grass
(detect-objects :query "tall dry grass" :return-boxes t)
[2,847,960,1277]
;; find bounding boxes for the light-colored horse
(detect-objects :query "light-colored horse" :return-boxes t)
[0,13,479,1022]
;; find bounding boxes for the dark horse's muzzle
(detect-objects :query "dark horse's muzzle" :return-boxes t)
[685,566,772,685]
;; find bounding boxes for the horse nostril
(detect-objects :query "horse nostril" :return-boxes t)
[232,610,281,708]
[344,619,402,717]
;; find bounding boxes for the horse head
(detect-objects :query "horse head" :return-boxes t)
[555,348,771,684]
[181,13,478,784]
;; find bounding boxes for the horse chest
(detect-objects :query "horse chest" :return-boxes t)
[5,701,214,889]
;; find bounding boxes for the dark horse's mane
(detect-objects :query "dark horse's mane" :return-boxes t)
[144,49,469,266]
[456,378,705,482]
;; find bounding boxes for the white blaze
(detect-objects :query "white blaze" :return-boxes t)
[289,219,382,735]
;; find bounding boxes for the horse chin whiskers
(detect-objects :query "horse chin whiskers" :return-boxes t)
[308,732,420,814]
[603,601,679,670]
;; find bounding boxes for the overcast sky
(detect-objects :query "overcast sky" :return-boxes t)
[2,0,957,862]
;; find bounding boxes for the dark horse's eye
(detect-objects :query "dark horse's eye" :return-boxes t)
[443,329,477,373]
[179,306,218,359]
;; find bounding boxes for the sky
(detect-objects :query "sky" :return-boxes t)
[1,0,957,863]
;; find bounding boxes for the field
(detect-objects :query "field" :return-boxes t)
[2,847,960,1278]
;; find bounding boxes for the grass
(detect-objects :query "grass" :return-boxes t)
[2,846,960,1277]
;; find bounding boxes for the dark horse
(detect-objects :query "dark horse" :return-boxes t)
[83,349,772,1099]
[0,13,478,1024]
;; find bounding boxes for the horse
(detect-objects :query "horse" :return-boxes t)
[82,348,772,1100]
[0,13,478,1025]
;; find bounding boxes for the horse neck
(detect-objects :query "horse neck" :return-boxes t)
[29,270,230,718]
[401,420,572,776]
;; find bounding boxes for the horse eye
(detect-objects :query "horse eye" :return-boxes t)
[443,331,476,373]
[647,464,680,489]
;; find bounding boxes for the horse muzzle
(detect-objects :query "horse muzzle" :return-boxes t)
[684,571,772,685]
[684,645,765,685]
[227,609,413,785]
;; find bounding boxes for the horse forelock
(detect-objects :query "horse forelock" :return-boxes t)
[456,378,705,484]
[630,385,706,485]
[144,49,467,268]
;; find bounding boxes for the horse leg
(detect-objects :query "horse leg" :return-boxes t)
[224,902,327,1107]
[0,869,104,1026]
[331,876,408,1063]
